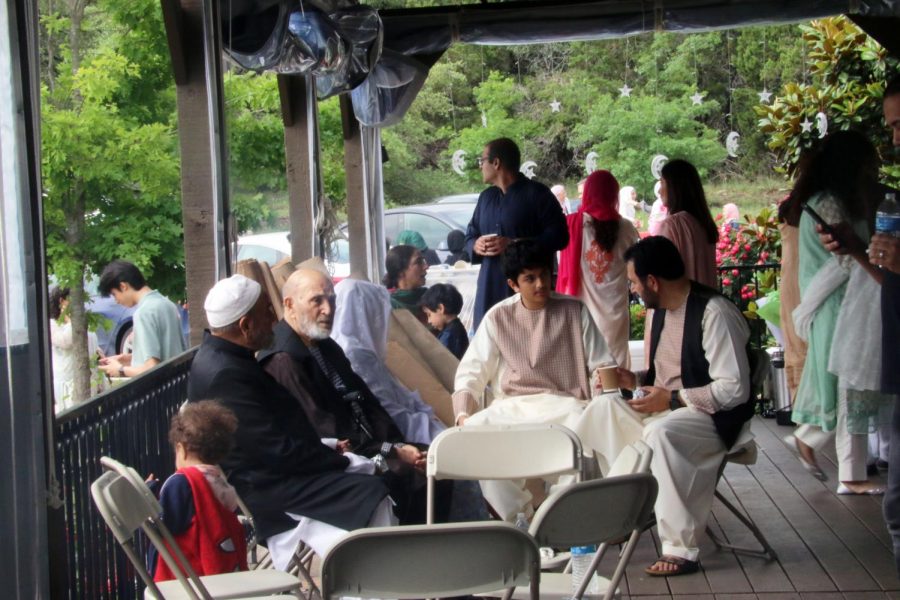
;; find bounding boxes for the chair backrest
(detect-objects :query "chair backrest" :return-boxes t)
[528,473,658,550]
[91,469,213,600]
[428,424,582,480]
[100,456,164,514]
[320,522,540,600]
[426,424,583,523]
[606,441,653,478]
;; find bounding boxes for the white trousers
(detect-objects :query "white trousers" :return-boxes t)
[466,393,587,521]
[266,496,398,571]
[795,389,868,482]
[578,396,726,561]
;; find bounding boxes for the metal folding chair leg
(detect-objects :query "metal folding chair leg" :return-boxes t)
[707,489,777,561]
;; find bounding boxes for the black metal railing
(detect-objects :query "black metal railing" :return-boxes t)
[52,348,196,599]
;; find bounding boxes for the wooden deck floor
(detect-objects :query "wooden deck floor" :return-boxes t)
[606,415,898,600]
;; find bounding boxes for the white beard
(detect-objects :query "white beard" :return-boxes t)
[298,314,331,340]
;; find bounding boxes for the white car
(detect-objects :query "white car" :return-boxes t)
[236,231,351,281]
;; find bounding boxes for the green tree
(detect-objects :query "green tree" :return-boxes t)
[756,16,899,186]
[41,0,182,403]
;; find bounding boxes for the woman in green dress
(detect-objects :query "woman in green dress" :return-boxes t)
[383,244,429,323]
[788,130,886,494]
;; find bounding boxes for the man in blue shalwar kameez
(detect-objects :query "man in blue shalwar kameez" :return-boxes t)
[465,138,569,331]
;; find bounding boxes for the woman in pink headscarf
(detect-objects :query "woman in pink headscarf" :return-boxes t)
[557,170,640,368]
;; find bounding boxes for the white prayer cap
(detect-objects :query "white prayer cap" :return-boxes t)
[204,274,261,328]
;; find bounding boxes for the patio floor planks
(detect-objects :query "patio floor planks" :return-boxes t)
[615,415,898,599]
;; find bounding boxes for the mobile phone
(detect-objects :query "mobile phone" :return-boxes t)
[802,203,836,236]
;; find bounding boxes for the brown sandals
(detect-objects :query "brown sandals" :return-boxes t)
[645,555,700,577]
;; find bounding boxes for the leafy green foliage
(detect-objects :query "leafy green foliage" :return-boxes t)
[41,0,183,402]
[756,17,899,187]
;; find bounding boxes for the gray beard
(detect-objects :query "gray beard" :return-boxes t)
[298,316,331,341]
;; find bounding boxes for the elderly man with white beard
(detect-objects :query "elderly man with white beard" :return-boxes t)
[258,268,453,524]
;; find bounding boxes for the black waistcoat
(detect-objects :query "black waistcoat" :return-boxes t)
[645,282,754,448]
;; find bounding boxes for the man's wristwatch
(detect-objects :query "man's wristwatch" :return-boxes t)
[118,365,126,377]
[670,390,682,411]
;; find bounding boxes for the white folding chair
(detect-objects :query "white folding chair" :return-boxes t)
[542,440,655,572]
[505,473,658,600]
[230,490,321,600]
[425,424,583,523]
[320,522,541,600]
[605,440,653,478]
[706,439,778,560]
[92,462,302,599]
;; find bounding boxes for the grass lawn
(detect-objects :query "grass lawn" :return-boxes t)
[705,175,790,220]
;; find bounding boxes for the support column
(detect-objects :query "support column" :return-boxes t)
[341,95,385,283]
[161,0,230,345]
[278,73,320,263]
[0,0,53,596]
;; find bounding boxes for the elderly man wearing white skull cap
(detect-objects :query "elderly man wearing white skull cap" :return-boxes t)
[188,274,395,571]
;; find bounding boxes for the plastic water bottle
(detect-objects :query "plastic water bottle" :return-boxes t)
[514,512,529,532]
[876,192,900,237]
[570,545,600,596]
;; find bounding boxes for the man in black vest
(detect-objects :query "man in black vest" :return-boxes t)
[584,236,752,577]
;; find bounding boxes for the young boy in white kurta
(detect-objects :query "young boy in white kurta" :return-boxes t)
[452,240,616,518]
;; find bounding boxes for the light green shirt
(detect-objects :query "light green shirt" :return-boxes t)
[132,290,187,367]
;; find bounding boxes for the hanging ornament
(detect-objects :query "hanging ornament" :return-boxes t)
[585,152,599,174]
[800,117,813,133]
[815,111,828,138]
[650,155,668,180]
[520,161,538,179]
[690,91,704,106]
[481,111,488,128]
[758,89,772,104]
[618,84,632,98]
[725,132,741,158]
[549,99,561,113]
[451,150,467,176]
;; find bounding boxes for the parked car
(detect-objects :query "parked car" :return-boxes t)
[236,231,351,281]
[87,293,136,357]
[346,200,478,262]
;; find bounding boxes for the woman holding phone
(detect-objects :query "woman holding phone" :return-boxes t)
[787,130,889,495]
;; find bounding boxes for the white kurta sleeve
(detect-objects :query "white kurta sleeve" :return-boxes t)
[452,316,502,420]
[581,304,616,374]
[682,297,750,412]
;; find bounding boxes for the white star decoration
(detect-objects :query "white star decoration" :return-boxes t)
[618,84,632,98]
[690,92,704,106]
[758,89,772,103]
[800,118,813,133]
[549,99,561,113]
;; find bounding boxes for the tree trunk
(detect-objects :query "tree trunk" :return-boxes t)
[65,187,92,404]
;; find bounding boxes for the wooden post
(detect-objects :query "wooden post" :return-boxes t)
[278,74,319,263]
[160,0,230,345]
[341,94,369,278]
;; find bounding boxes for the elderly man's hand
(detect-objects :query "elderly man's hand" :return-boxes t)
[397,444,427,471]
[870,234,900,274]
[627,386,670,414]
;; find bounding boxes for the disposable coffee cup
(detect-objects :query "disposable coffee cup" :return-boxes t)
[598,366,619,392]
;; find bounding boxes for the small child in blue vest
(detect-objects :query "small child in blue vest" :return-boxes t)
[153,400,248,581]
[420,283,469,359]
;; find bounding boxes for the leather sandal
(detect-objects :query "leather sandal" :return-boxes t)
[644,555,700,577]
